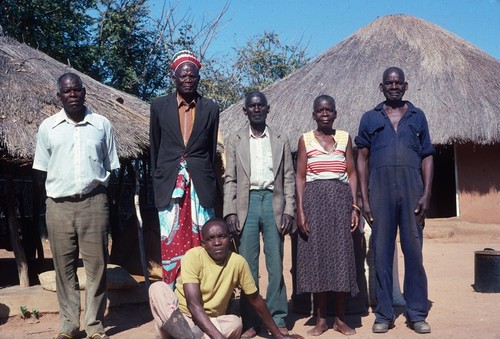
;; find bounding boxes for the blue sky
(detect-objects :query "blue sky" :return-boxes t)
[156,0,500,60]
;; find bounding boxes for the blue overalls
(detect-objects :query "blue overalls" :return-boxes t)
[355,101,434,324]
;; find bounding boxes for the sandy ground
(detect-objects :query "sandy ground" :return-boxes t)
[1,218,500,339]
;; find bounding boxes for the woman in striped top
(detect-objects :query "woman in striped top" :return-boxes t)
[295,95,360,336]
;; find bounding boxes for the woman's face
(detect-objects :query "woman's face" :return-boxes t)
[313,98,337,128]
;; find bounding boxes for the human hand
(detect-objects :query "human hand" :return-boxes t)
[225,214,240,235]
[298,222,310,237]
[414,195,430,227]
[361,200,373,227]
[280,214,294,235]
[350,210,360,232]
[363,210,373,227]
[296,212,310,237]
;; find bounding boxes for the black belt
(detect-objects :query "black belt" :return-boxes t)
[52,185,107,203]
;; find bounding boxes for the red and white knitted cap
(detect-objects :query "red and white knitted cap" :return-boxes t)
[171,50,201,71]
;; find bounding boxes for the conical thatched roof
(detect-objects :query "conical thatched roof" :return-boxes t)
[0,36,150,164]
[220,14,500,151]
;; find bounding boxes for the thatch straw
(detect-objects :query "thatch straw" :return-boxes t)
[220,14,500,152]
[0,37,150,164]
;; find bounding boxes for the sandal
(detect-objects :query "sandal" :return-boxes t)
[88,333,109,339]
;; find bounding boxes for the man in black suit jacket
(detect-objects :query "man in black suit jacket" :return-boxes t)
[150,50,220,287]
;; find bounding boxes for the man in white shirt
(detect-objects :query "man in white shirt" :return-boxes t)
[33,73,120,339]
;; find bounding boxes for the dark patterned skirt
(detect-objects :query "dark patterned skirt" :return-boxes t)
[296,179,359,295]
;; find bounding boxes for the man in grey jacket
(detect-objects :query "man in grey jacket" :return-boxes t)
[223,91,295,338]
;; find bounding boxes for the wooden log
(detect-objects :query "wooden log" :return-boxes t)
[133,160,150,289]
[111,162,126,241]
[31,170,44,259]
[5,168,29,287]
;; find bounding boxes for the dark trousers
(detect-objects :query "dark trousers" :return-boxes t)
[370,166,429,324]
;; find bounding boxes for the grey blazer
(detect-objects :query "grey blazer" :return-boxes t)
[223,125,295,232]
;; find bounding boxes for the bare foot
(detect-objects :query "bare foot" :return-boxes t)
[278,326,289,335]
[240,327,259,338]
[333,319,356,336]
[306,323,328,336]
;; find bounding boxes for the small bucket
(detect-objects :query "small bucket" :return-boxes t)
[473,248,500,293]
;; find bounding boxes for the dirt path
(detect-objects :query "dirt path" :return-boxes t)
[1,218,500,338]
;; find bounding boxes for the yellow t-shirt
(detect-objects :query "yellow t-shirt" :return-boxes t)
[175,246,257,317]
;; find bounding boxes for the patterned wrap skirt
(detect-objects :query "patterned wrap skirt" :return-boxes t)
[158,158,214,288]
[296,179,359,295]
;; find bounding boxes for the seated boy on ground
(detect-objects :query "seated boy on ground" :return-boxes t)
[149,218,303,339]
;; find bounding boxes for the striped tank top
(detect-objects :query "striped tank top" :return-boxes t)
[303,129,349,183]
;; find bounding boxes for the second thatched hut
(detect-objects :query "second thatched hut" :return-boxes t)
[220,14,500,224]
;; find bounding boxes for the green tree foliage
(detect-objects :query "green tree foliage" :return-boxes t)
[198,58,244,111]
[92,0,225,101]
[197,31,310,110]
[1,1,310,107]
[233,31,310,92]
[1,0,98,73]
[94,0,171,101]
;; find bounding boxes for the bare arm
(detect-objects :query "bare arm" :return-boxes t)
[356,147,373,226]
[415,155,434,225]
[346,137,359,232]
[295,136,309,236]
[184,283,225,339]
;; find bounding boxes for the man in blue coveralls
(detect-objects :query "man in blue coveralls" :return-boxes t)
[355,67,434,334]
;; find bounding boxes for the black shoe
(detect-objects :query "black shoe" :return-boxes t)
[407,320,431,334]
[372,321,395,333]
[161,309,195,339]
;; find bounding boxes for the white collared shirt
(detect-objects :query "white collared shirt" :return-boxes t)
[33,108,120,198]
[249,126,274,191]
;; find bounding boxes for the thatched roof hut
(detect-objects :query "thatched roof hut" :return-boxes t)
[220,14,500,152]
[0,36,152,287]
[0,36,150,164]
[220,14,500,224]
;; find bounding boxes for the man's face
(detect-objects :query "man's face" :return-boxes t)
[380,71,407,102]
[243,94,269,126]
[57,76,86,114]
[173,62,200,96]
[201,222,230,264]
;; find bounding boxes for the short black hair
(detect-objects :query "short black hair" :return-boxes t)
[201,218,229,240]
[382,67,405,82]
[244,91,268,107]
[57,73,83,92]
[313,94,336,111]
